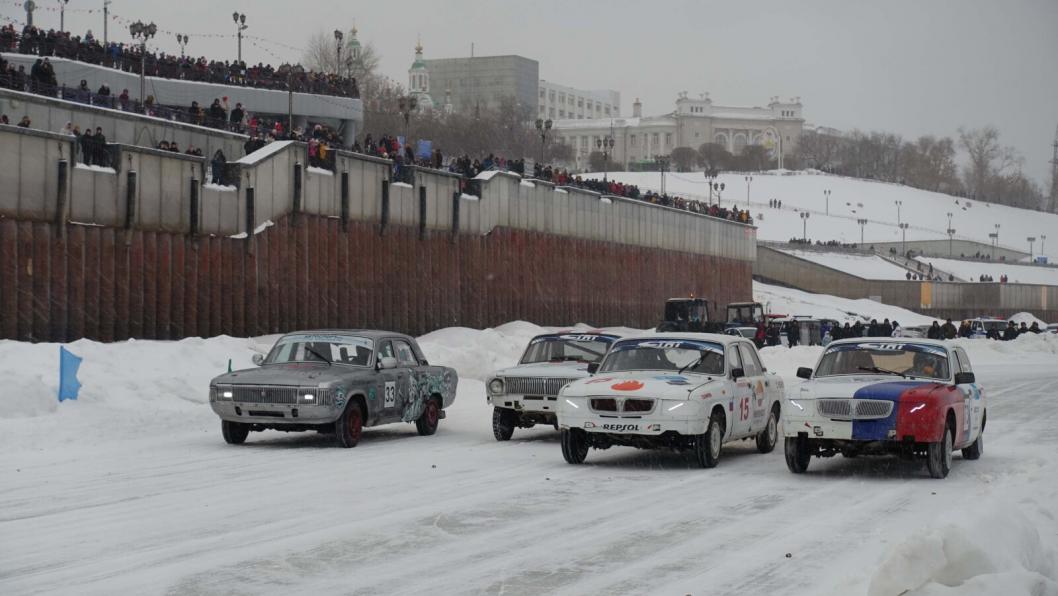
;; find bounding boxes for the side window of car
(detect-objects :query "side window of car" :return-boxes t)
[728,346,744,376]
[393,340,417,367]
[738,344,763,376]
[955,348,973,373]
[378,340,395,361]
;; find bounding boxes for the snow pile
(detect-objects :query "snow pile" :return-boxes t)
[779,249,911,280]
[754,280,934,326]
[955,330,1058,360]
[417,322,545,381]
[918,257,1058,286]
[1008,311,1050,327]
[866,501,1058,596]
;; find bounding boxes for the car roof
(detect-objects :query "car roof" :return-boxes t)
[282,329,413,341]
[623,332,746,345]
[532,331,621,340]
[826,337,951,349]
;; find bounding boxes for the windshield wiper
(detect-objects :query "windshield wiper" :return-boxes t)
[678,354,705,374]
[305,346,332,366]
[858,366,906,379]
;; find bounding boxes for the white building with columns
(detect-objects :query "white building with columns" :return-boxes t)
[551,93,803,170]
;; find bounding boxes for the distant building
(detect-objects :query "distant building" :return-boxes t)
[424,55,539,115]
[537,80,619,121]
[551,93,804,170]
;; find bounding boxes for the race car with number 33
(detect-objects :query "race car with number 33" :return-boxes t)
[784,338,985,478]
[556,334,785,467]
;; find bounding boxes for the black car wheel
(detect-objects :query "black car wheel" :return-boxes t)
[492,407,517,441]
[415,398,441,436]
[221,420,250,445]
[927,423,954,479]
[785,436,811,473]
[561,429,590,464]
[756,407,779,454]
[335,402,364,448]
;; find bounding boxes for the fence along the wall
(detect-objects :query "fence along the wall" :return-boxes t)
[0,123,756,261]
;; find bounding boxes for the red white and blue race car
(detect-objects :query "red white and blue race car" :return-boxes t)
[784,338,986,478]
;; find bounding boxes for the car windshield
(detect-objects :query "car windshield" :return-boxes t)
[815,342,950,380]
[520,334,615,364]
[265,334,374,366]
[599,339,725,375]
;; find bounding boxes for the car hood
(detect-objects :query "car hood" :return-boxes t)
[210,363,367,387]
[562,370,720,400]
[798,376,948,401]
[492,361,593,378]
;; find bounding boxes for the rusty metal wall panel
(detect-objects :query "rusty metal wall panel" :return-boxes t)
[98,228,116,342]
[31,222,50,342]
[67,225,86,341]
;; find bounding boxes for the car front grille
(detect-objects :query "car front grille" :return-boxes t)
[504,377,578,397]
[817,399,893,420]
[589,398,655,414]
[212,385,335,406]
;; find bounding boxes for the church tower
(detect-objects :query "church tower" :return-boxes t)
[347,24,362,63]
[408,37,434,111]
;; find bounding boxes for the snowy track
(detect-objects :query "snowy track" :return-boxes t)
[3,333,1058,595]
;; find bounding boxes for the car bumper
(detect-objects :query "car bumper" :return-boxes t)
[488,394,560,414]
[210,401,339,425]
[559,412,708,437]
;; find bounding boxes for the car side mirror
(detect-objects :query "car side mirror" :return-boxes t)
[586,362,600,375]
[796,367,813,380]
[730,367,745,380]
[378,356,398,370]
[251,353,264,366]
[954,371,975,385]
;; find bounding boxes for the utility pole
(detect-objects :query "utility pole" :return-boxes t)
[894,200,903,225]
[59,0,69,33]
[103,0,111,46]
[233,12,248,63]
[1049,124,1058,213]
[824,188,831,216]
[899,223,910,255]
[745,175,753,205]
[24,0,36,27]
[857,218,867,246]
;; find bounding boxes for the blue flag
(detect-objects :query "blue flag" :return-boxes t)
[416,139,432,160]
[59,346,82,402]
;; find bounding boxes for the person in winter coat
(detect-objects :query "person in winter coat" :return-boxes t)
[753,322,766,349]
[92,127,109,167]
[941,319,957,340]
[958,321,972,338]
[210,149,227,185]
[78,127,94,163]
[229,102,244,132]
[880,319,893,337]
[1002,321,1019,341]
[207,99,226,128]
[867,319,879,337]
[787,320,800,348]
[1029,322,1042,334]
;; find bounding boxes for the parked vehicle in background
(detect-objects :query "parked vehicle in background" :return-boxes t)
[657,297,722,333]
[784,338,985,479]
[964,318,1006,339]
[1048,324,1058,334]
[487,331,621,441]
[726,302,765,329]
[209,330,458,447]
[557,334,785,468]
[893,325,929,339]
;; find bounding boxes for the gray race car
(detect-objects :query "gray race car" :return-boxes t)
[209,330,458,447]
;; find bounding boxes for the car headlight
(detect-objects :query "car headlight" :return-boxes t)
[488,378,505,395]
[787,398,805,411]
[214,387,233,401]
[301,393,316,403]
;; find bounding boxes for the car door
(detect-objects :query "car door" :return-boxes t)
[392,339,422,421]
[737,342,768,434]
[953,347,984,444]
[376,339,409,423]
[727,344,753,439]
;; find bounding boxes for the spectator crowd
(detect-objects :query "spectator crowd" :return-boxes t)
[0,25,358,98]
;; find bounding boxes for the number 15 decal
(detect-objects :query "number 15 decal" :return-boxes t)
[739,397,750,421]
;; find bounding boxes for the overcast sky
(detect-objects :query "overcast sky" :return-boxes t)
[19,0,1058,184]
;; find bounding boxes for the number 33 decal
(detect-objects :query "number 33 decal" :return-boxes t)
[384,382,396,407]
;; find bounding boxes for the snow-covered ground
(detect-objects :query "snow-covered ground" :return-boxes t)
[777,248,912,281]
[754,280,935,326]
[599,170,1058,261]
[917,256,1058,286]
[3,310,1057,595]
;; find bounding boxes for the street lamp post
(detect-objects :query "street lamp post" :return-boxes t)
[58,0,69,33]
[128,21,157,106]
[596,136,615,183]
[24,0,35,27]
[397,95,418,145]
[1042,234,1047,256]
[233,12,248,63]
[534,118,552,164]
[176,34,189,59]
[899,222,910,255]
[656,155,669,196]
[894,200,903,225]
[800,212,810,242]
[713,182,725,205]
[857,218,867,246]
[705,172,716,204]
[947,227,956,257]
[745,175,753,205]
[824,188,831,216]
[103,0,111,45]
[1028,236,1036,257]
[334,30,344,78]
[993,224,1001,259]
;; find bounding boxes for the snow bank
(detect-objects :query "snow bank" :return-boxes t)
[779,249,911,281]
[918,257,1058,286]
[867,500,1058,596]
[1009,311,1049,327]
[754,280,934,326]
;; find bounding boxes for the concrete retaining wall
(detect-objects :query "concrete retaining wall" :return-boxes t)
[755,245,1058,321]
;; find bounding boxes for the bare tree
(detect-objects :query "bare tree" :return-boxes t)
[302,29,389,100]
[697,143,732,173]
[958,126,1019,196]
[670,147,697,171]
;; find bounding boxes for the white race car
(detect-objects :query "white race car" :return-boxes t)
[486,332,621,440]
[784,338,986,479]
[557,333,785,467]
